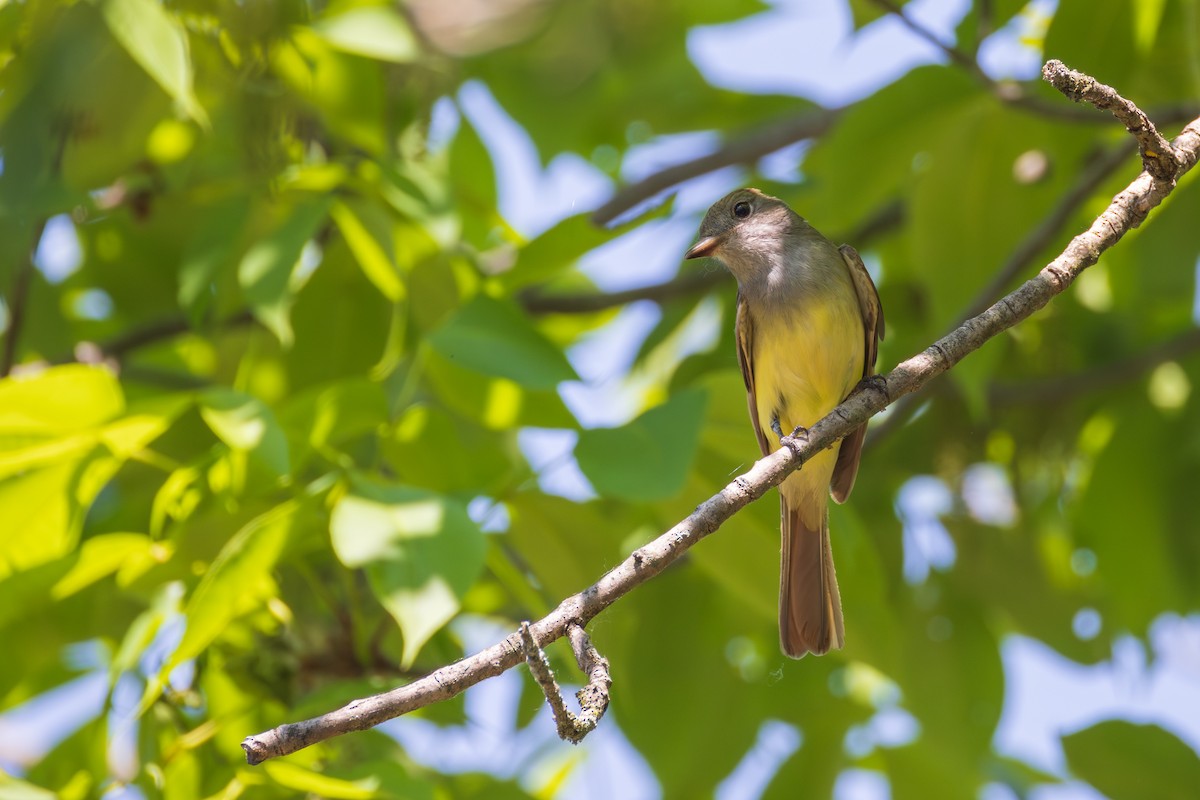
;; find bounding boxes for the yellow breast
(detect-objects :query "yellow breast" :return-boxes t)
[751,290,864,511]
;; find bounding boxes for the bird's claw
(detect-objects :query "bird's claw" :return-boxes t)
[779,425,809,453]
[850,374,889,402]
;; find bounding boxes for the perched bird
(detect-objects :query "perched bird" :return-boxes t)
[686,188,883,658]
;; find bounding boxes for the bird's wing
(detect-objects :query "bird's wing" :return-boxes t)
[735,294,772,457]
[830,244,884,503]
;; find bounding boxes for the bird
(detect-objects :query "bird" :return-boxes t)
[685,188,883,658]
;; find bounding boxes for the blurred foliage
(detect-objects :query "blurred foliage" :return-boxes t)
[1,0,1199,798]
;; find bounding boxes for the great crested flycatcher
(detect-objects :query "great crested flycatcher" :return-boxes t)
[686,188,884,658]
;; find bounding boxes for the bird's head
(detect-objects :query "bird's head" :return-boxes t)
[684,188,801,281]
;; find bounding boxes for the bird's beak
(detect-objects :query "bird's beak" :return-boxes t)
[685,235,720,260]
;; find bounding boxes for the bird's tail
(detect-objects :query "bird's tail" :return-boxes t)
[779,496,844,658]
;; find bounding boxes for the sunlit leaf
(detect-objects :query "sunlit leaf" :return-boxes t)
[199,388,290,478]
[163,502,297,677]
[313,7,420,63]
[263,761,380,799]
[238,199,332,346]
[330,478,485,667]
[98,0,208,124]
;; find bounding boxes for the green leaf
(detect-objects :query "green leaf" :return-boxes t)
[1063,721,1200,800]
[803,66,977,234]
[238,198,332,346]
[331,199,405,302]
[263,761,380,799]
[503,199,674,291]
[505,492,642,600]
[1044,0,1135,83]
[449,111,501,248]
[179,196,252,318]
[0,365,122,439]
[163,502,297,676]
[0,774,60,800]
[426,295,577,389]
[576,389,707,502]
[330,478,485,667]
[199,388,290,478]
[0,453,120,573]
[382,404,514,494]
[1075,398,1184,632]
[313,7,420,63]
[50,532,152,599]
[424,351,579,430]
[279,378,389,470]
[98,0,208,125]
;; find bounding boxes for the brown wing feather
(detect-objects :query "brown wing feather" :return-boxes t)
[734,294,771,457]
[830,244,884,503]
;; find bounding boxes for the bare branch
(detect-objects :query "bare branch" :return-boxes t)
[242,68,1200,766]
[519,621,611,744]
[1043,59,1180,179]
[566,623,612,736]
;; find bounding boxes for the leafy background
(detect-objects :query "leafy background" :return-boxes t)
[2,0,1199,798]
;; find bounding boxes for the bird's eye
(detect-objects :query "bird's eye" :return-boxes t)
[733,201,752,219]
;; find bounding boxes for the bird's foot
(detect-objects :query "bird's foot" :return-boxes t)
[850,374,890,403]
[779,425,809,454]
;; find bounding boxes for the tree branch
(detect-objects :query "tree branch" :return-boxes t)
[520,621,612,744]
[590,107,840,227]
[242,66,1200,765]
[57,310,257,367]
[1042,59,1180,180]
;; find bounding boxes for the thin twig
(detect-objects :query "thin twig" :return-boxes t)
[519,621,611,744]
[566,623,612,738]
[242,69,1200,766]
[1043,59,1180,180]
[871,0,984,78]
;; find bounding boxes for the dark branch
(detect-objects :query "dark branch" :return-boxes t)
[591,108,840,227]
[870,0,984,78]
[57,310,257,367]
[1,218,47,377]
[521,270,727,315]
[523,199,903,316]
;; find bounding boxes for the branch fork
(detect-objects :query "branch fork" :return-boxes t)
[520,621,612,744]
